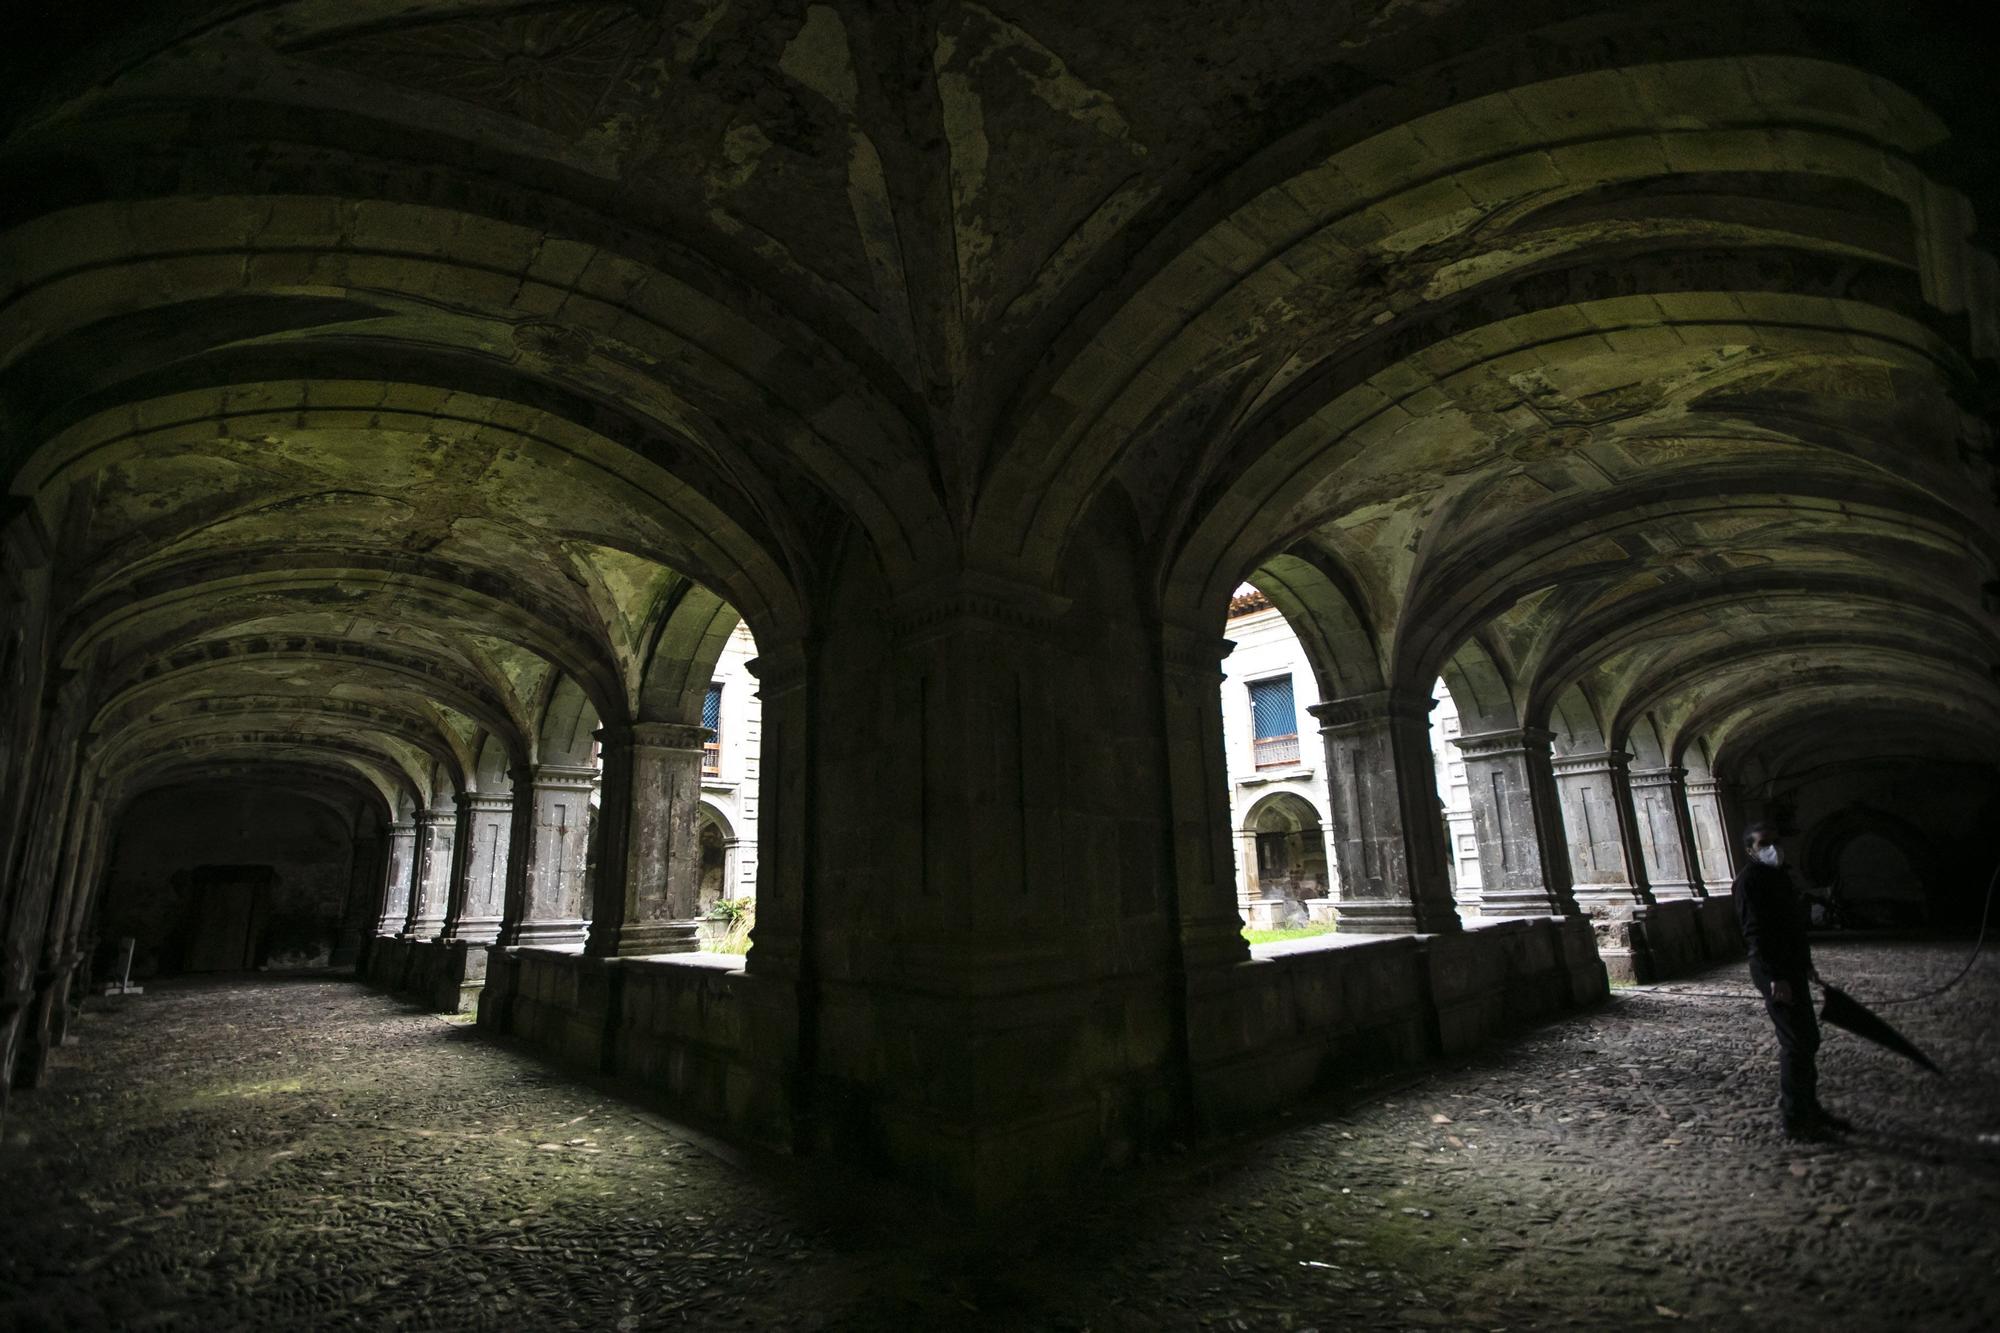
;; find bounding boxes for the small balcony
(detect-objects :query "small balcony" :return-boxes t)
[1253,733,1301,769]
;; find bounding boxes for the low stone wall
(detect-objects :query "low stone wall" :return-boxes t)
[358,937,486,1013]
[1185,916,1608,1128]
[461,916,1726,1206]
[1695,895,1745,960]
[1589,895,1746,983]
[479,947,798,1152]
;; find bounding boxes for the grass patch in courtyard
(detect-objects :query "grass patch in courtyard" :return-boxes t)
[1241,923,1336,945]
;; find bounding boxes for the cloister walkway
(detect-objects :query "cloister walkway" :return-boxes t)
[3,941,1995,1331]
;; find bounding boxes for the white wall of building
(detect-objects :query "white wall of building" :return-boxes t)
[699,619,761,904]
[1428,685,1482,911]
[1221,600,1335,925]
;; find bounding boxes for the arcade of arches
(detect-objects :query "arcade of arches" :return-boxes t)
[3,2,1997,1207]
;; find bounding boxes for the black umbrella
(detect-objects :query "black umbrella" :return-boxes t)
[1819,983,1944,1075]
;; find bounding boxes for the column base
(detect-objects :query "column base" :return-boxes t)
[1476,886,1581,919]
[587,919,702,958]
[1331,897,1462,934]
[1572,882,1648,914]
[1646,878,1704,902]
[497,919,588,948]
[401,915,447,940]
[441,917,503,945]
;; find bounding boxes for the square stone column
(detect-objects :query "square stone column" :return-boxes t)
[1451,727,1580,917]
[1161,626,1254,971]
[442,793,514,944]
[495,764,595,947]
[739,647,807,982]
[1684,777,1737,895]
[585,722,707,957]
[376,820,416,935]
[1308,690,1461,934]
[333,832,383,964]
[1551,750,1653,912]
[402,806,456,938]
[1630,766,1704,901]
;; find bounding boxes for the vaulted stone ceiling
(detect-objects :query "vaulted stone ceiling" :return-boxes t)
[3,0,1996,814]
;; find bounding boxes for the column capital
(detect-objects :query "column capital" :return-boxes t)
[526,763,598,791]
[1452,725,1556,759]
[414,806,455,828]
[745,643,809,697]
[1159,622,1236,679]
[461,791,516,813]
[887,570,1074,649]
[1627,764,1688,789]
[388,819,416,836]
[599,721,709,753]
[1309,688,1436,732]
[1685,776,1723,796]
[1551,749,1631,778]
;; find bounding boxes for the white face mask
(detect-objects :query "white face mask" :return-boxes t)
[1755,844,1783,868]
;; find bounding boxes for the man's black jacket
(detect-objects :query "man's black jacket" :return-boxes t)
[1733,859,1812,977]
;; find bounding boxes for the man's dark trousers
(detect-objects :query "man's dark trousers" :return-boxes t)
[1749,959,1819,1120]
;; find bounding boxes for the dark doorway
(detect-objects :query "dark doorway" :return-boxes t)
[181,865,277,972]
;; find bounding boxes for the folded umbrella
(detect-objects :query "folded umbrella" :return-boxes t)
[1819,983,1943,1075]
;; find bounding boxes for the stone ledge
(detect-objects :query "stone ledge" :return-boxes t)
[358,936,487,1013]
[1186,916,1609,1129]
[478,946,796,1157]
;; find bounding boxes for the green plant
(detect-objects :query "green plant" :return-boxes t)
[707,896,754,926]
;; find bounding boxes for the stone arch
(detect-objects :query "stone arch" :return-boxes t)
[981,49,1994,582]
[695,801,738,918]
[536,676,603,771]
[1434,636,1520,735]
[1243,550,1385,703]
[1623,716,1671,771]
[470,732,513,795]
[637,581,741,727]
[1239,791,1332,928]
[1545,685,1611,758]
[1802,806,1933,921]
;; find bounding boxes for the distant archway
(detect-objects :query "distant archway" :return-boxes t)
[696,804,735,914]
[1242,792,1331,927]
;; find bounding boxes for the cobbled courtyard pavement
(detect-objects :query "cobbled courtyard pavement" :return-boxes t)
[2,937,1995,1331]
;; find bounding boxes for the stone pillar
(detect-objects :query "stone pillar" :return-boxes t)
[495,764,595,947]
[585,722,707,957]
[402,804,456,939]
[1452,727,1580,917]
[1717,780,1753,871]
[1630,766,1704,901]
[443,793,514,944]
[376,820,416,935]
[333,831,383,965]
[739,649,807,981]
[1308,690,1461,934]
[1551,751,1653,912]
[1685,777,1736,895]
[1162,627,1254,970]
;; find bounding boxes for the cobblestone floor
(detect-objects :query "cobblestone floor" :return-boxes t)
[2,938,1995,1331]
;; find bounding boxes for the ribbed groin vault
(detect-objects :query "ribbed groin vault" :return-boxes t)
[3,2,1996,1207]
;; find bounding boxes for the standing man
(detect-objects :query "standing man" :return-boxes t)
[1734,823,1850,1142]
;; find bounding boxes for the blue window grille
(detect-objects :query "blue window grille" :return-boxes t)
[1249,676,1301,768]
[702,684,722,774]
